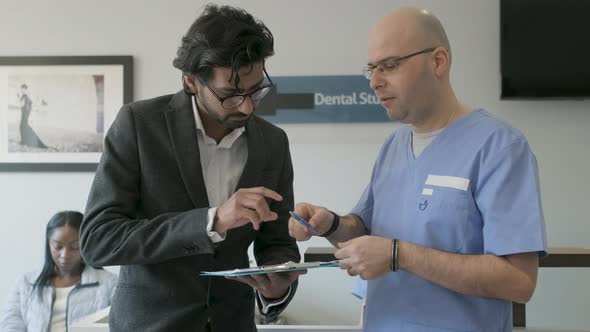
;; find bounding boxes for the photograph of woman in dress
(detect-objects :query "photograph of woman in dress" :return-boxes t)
[17,83,48,149]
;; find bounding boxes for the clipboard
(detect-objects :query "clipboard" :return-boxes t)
[199,260,340,277]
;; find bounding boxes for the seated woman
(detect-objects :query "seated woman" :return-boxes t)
[0,211,117,332]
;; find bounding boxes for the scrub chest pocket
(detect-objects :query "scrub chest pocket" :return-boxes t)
[415,186,471,253]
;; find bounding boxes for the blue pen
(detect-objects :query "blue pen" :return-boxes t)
[289,211,319,234]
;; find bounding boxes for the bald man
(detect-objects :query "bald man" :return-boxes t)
[290,7,546,332]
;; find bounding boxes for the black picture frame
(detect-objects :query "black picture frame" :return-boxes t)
[0,56,133,172]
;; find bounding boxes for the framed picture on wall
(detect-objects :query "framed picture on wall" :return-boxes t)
[0,56,133,171]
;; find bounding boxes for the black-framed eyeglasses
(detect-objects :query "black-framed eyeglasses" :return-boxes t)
[197,68,274,109]
[362,47,438,80]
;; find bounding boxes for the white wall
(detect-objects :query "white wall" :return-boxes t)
[1,0,589,328]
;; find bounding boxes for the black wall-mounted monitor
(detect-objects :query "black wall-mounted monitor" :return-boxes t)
[500,0,590,99]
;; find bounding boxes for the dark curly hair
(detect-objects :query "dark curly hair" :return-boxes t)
[173,4,274,89]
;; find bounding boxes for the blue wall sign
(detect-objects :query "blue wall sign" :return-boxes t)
[257,75,388,123]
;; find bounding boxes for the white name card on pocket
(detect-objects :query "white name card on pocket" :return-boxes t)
[425,175,470,191]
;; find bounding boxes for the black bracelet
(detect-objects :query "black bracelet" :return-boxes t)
[391,239,399,272]
[320,211,340,237]
[390,239,395,271]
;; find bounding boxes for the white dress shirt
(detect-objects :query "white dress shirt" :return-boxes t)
[192,97,248,243]
[191,98,291,313]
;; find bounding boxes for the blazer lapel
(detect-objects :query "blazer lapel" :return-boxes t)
[165,91,209,208]
[235,117,266,190]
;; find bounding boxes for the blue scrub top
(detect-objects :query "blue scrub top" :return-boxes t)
[351,109,547,332]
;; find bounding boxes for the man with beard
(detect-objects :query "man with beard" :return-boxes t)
[81,5,302,331]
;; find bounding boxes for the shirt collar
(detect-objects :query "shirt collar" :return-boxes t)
[192,95,245,148]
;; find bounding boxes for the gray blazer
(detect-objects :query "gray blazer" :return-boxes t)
[81,91,300,332]
[0,266,117,332]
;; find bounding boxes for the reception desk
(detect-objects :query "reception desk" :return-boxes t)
[70,307,363,332]
[70,247,589,331]
[70,307,588,332]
